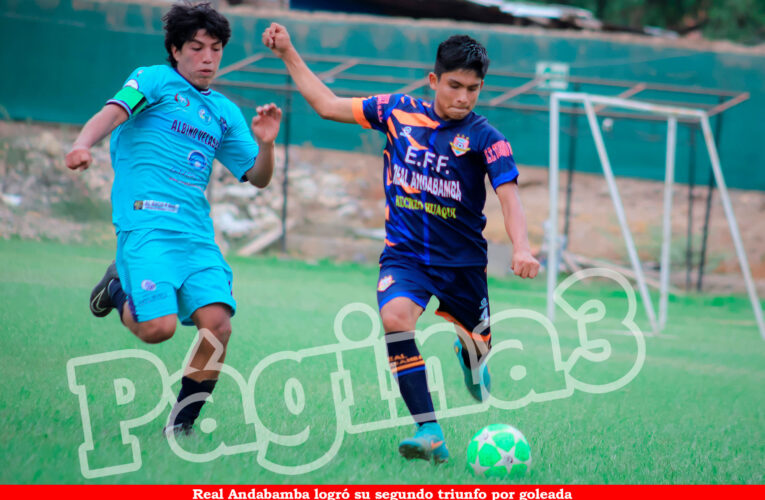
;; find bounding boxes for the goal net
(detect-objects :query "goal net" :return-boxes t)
[546,92,765,340]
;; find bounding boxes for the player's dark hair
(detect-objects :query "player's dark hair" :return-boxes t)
[163,2,231,68]
[434,35,489,79]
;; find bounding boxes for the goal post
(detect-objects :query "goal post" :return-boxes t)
[547,92,765,340]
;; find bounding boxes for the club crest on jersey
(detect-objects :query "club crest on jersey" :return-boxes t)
[378,275,395,292]
[174,93,190,107]
[450,134,470,156]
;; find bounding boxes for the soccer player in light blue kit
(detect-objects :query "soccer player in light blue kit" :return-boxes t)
[264,24,539,463]
[65,2,282,435]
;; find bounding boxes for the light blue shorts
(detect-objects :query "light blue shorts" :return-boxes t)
[116,228,236,326]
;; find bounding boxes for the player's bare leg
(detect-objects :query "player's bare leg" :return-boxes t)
[380,296,423,333]
[381,297,449,463]
[119,305,177,344]
[186,303,231,381]
[164,303,231,436]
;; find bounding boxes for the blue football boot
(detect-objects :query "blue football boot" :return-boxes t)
[454,339,491,401]
[398,422,450,463]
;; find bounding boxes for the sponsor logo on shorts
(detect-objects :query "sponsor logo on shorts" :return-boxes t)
[141,280,156,291]
[188,150,207,170]
[479,296,489,323]
[137,292,168,306]
[378,275,395,292]
[133,200,180,213]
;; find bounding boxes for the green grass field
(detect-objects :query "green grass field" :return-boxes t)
[1,238,763,484]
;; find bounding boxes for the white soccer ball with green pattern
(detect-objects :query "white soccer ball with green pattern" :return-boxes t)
[466,424,531,479]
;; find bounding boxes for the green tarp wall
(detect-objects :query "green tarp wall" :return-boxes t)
[2,0,763,189]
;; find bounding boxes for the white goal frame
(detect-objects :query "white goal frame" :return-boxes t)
[547,92,765,340]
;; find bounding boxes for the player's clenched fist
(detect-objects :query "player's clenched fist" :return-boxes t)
[262,22,293,57]
[65,147,93,171]
[511,249,540,279]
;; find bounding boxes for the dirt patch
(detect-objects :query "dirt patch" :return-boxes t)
[1,120,763,294]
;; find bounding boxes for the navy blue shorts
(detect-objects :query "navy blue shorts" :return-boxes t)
[376,255,491,340]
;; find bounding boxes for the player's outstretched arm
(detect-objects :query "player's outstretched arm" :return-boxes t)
[496,182,540,279]
[245,102,282,188]
[65,104,128,171]
[262,22,355,124]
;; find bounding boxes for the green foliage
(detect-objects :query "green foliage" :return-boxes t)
[537,0,765,44]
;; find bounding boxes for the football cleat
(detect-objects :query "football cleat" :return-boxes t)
[454,339,491,402]
[398,422,450,463]
[90,260,119,318]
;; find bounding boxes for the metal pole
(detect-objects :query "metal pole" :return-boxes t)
[583,98,658,332]
[563,83,580,243]
[280,75,293,253]
[685,124,697,291]
[659,117,677,331]
[697,100,724,291]
[699,115,765,340]
[546,94,560,323]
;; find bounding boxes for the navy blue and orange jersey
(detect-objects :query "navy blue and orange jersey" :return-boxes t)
[351,93,519,267]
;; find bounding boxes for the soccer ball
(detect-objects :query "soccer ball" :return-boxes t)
[466,424,531,479]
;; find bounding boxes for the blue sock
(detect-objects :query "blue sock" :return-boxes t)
[107,279,127,320]
[386,330,436,425]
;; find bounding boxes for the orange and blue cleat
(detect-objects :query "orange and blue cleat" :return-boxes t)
[398,422,450,463]
[454,339,491,402]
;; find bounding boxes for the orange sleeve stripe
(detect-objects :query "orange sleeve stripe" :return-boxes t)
[391,109,440,129]
[387,117,399,139]
[351,98,372,129]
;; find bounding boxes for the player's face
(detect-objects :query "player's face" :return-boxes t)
[429,69,483,121]
[172,29,223,90]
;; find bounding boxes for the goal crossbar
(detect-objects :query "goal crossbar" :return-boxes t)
[547,92,765,340]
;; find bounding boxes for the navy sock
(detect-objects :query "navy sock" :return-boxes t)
[386,330,436,425]
[107,279,127,320]
[171,376,217,427]
[460,337,490,369]
[460,344,475,368]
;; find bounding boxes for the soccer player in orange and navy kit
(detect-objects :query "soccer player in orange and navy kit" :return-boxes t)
[263,23,539,463]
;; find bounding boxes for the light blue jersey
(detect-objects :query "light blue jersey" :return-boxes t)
[108,65,258,237]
